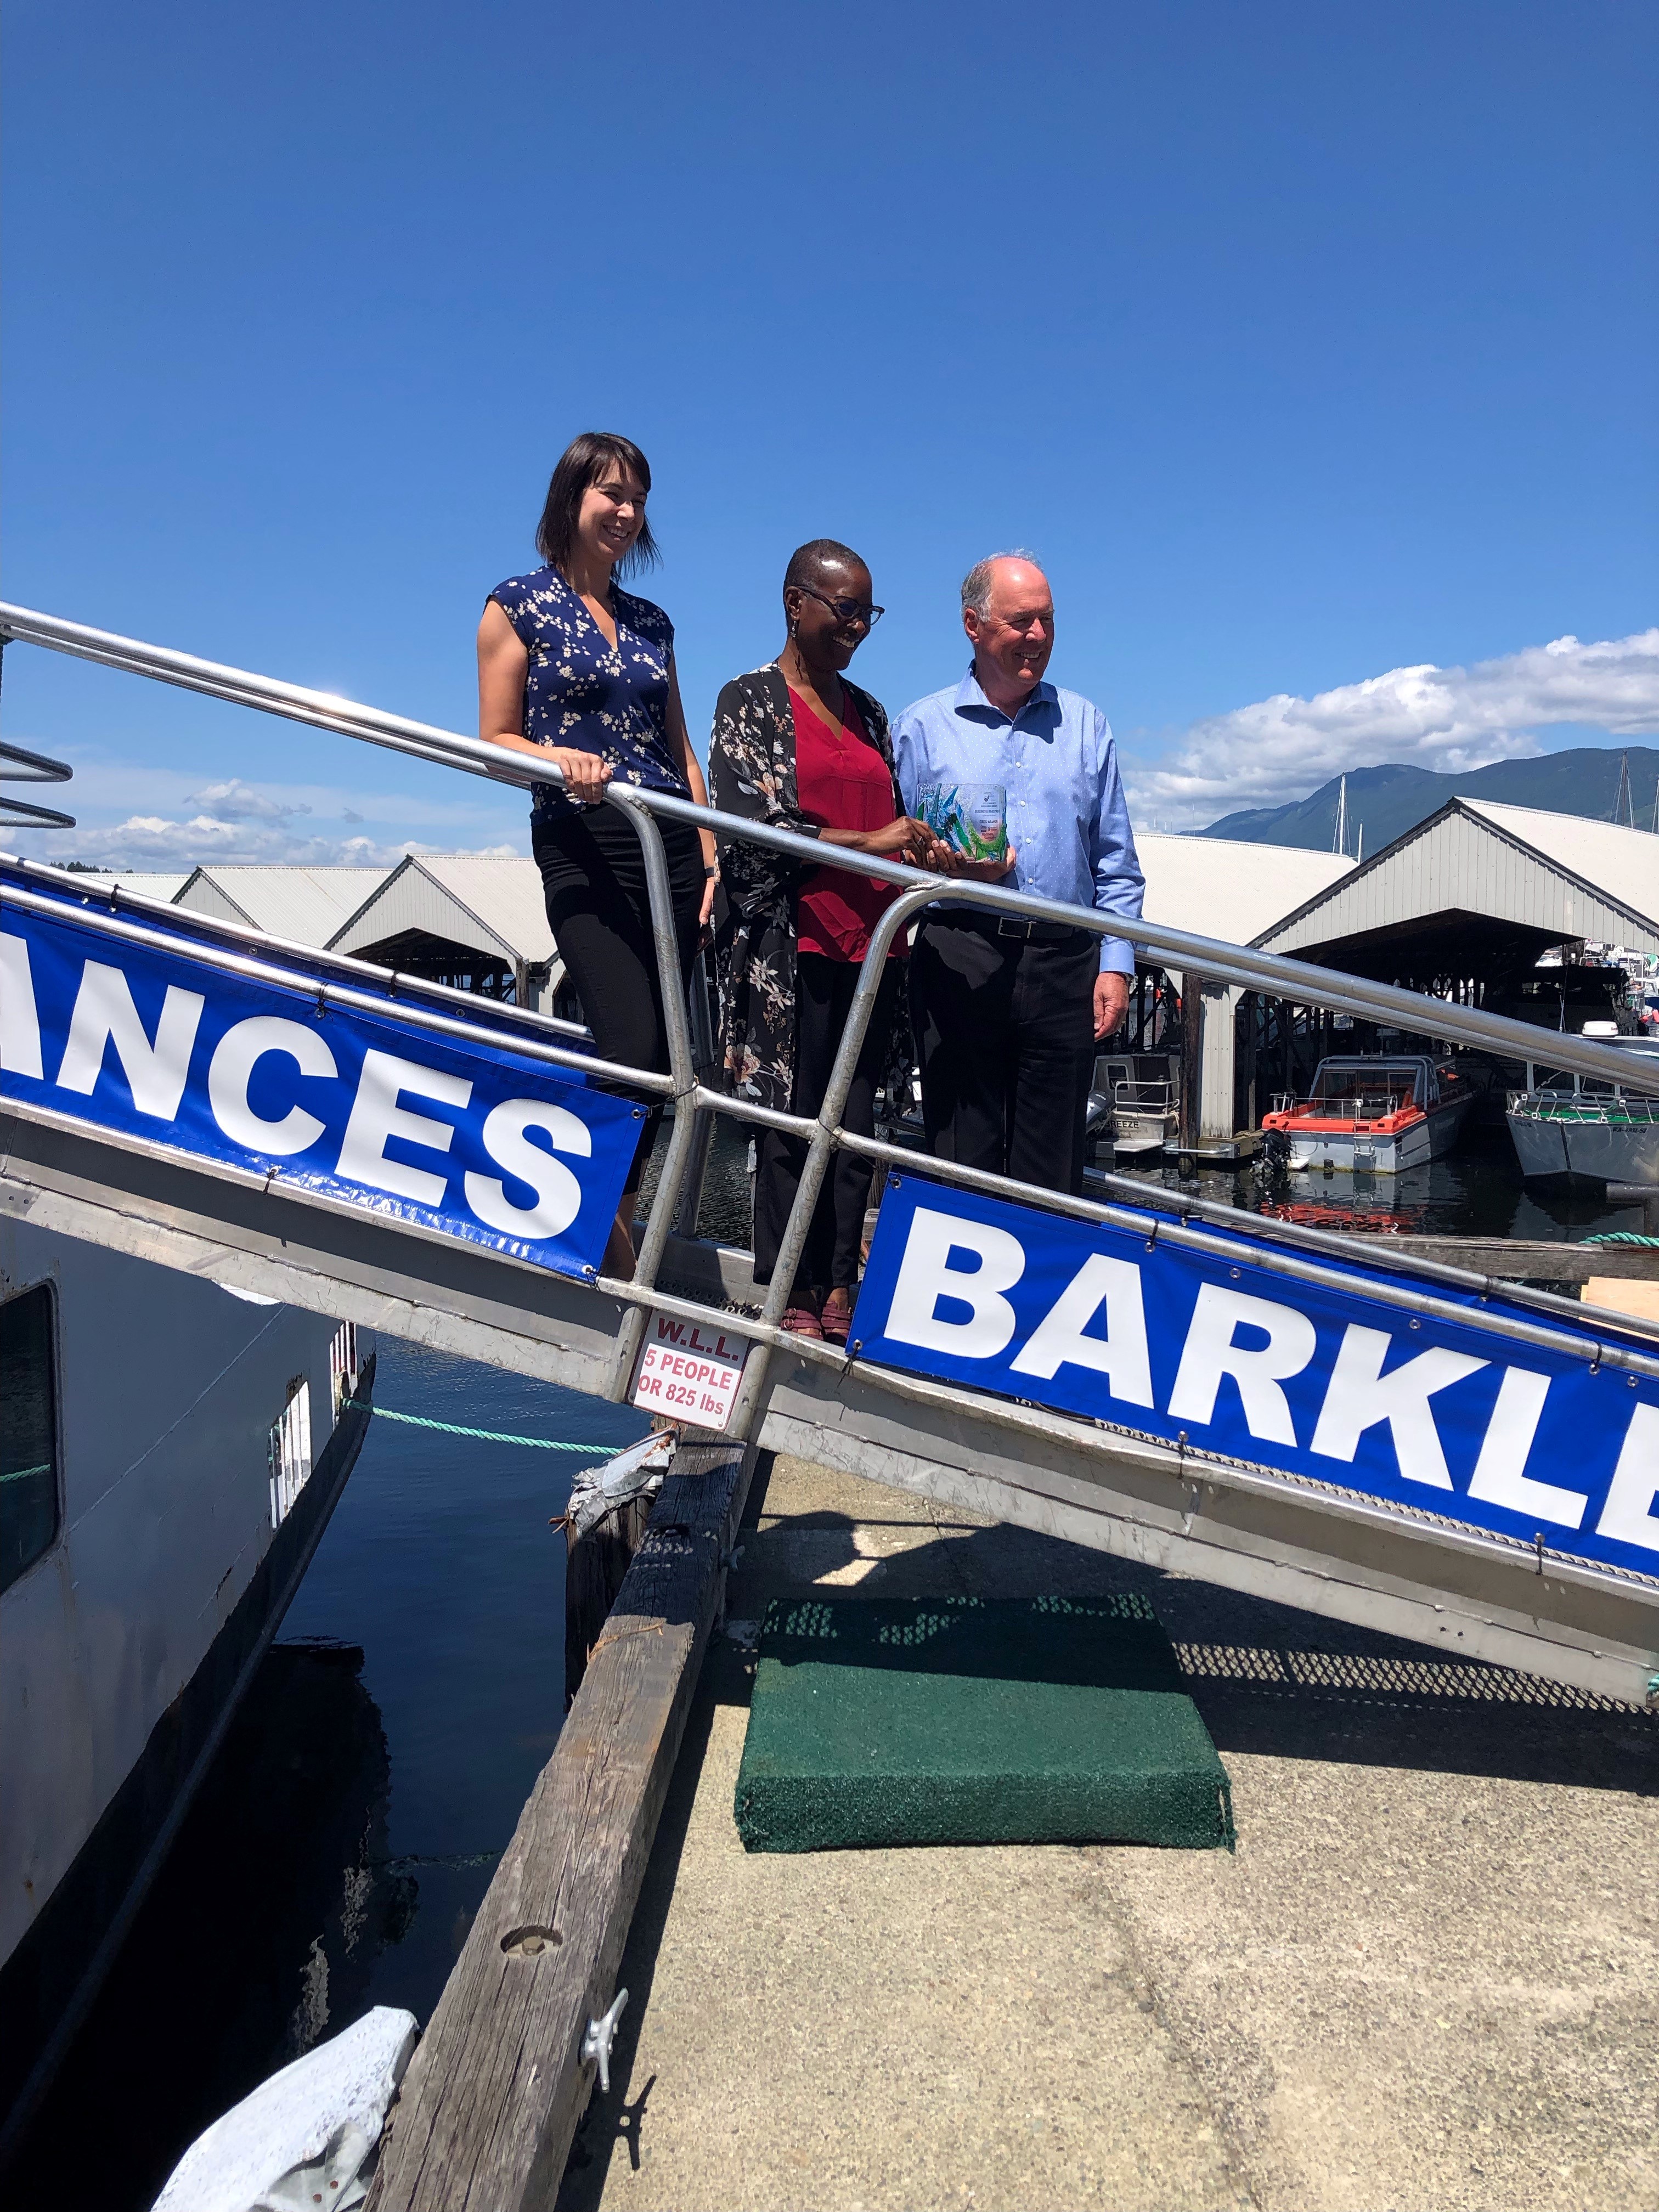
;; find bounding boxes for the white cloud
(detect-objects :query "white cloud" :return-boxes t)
[8,755,531,871]
[52,813,423,870]
[1127,628,1659,830]
[186,778,312,822]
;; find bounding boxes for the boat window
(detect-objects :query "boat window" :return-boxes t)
[1,1282,60,1595]
[1311,1063,1421,1111]
[268,1377,313,1530]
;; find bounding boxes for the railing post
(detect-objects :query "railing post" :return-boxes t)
[673,952,718,1240]
[599,791,701,1403]
[723,881,940,1441]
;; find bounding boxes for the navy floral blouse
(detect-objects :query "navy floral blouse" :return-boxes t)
[489,565,690,823]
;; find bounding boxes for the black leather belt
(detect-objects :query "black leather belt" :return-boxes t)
[933,910,1089,947]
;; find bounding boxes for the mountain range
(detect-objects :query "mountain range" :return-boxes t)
[1199,747,1659,855]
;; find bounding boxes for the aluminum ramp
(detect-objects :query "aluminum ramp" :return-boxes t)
[7,600,1659,1711]
[5,854,1659,1709]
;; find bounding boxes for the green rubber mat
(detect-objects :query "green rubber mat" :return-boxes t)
[734,1593,1234,1854]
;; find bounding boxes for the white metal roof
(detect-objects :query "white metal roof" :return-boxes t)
[173,865,390,946]
[329,855,554,966]
[1259,799,1659,960]
[334,842,1345,978]
[1460,801,1659,928]
[1138,834,1355,952]
[77,870,190,902]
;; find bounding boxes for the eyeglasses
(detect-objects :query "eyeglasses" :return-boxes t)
[796,586,884,628]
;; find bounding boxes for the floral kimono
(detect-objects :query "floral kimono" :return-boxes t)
[709,661,913,1121]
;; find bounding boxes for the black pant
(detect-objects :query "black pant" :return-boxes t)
[532,806,703,1195]
[753,953,902,1299]
[909,916,1097,1197]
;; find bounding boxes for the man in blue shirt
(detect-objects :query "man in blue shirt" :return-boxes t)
[891,552,1144,1196]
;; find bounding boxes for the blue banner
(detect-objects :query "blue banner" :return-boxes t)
[1,893,641,1280]
[854,1172,1659,1580]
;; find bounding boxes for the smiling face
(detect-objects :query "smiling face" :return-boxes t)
[963,558,1055,699]
[783,555,877,675]
[574,464,647,571]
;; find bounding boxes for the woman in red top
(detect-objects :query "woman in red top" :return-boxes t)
[710,540,952,1339]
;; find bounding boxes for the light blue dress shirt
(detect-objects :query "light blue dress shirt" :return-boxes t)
[891,665,1145,974]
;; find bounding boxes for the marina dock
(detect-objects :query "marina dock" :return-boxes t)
[10,608,1659,2205]
[611,1451,1659,2208]
[399,1446,1659,2210]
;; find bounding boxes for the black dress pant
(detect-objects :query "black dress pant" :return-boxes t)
[753,953,902,1300]
[909,915,1097,1197]
[532,805,703,1194]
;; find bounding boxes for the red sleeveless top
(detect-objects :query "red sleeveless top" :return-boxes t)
[789,687,904,963]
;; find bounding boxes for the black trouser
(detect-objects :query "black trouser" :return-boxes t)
[909,915,1097,1197]
[753,953,902,1300]
[532,806,703,1197]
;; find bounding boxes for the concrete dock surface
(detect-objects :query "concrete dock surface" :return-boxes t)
[556,1453,1659,2212]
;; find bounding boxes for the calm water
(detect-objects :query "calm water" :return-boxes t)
[10,1340,650,2210]
[10,1114,1647,2203]
[1122,1120,1656,1247]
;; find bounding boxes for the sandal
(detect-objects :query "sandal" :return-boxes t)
[782,1303,824,1340]
[819,1288,854,1345]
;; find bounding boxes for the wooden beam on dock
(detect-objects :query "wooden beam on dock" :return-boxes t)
[1383,1237,1659,1282]
[366,1436,757,2212]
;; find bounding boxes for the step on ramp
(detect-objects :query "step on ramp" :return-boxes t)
[735,1592,1234,1853]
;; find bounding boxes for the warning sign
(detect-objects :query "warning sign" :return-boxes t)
[630,1312,748,1430]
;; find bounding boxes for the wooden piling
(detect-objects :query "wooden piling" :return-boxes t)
[1178,973,1204,1153]
[564,1489,653,1707]
[366,1436,758,2212]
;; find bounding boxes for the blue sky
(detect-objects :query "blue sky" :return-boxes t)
[4,1,1655,863]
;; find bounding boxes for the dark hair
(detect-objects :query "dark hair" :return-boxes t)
[783,538,866,592]
[535,432,661,574]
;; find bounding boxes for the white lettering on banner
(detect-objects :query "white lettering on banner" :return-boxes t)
[1167,1283,1317,1446]
[1595,1403,1659,1553]
[1009,1254,1154,1405]
[0,933,42,1079]
[56,958,204,1121]
[1310,1324,1485,1489]
[464,1098,590,1241]
[335,1048,471,1207]
[883,1205,1024,1359]
[1467,1368,1588,1528]
[207,1017,338,1156]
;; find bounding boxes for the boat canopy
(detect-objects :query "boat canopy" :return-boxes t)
[1310,1055,1441,1110]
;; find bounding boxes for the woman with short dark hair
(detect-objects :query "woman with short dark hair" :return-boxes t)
[479,432,716,1280]
[710,540,950,1340]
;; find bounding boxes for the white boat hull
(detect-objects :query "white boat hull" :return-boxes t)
[1508,1110,1659,1186]
[1283,1096,1471,1175]
[0,1222,372,2154]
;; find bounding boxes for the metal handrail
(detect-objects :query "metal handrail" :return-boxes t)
[3,598,1652,1091]
[8,599,1659,1448]
[1,633,74,826]
[0,738,76,833]
[0,879,677,1099]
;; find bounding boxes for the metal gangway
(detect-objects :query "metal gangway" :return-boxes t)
[6,601,1659,1707]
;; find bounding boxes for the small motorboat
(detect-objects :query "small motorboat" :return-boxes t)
[1260,1055,1473,1175]
[1085,1054,1178,1160]
[1506,1029,1659,1187]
